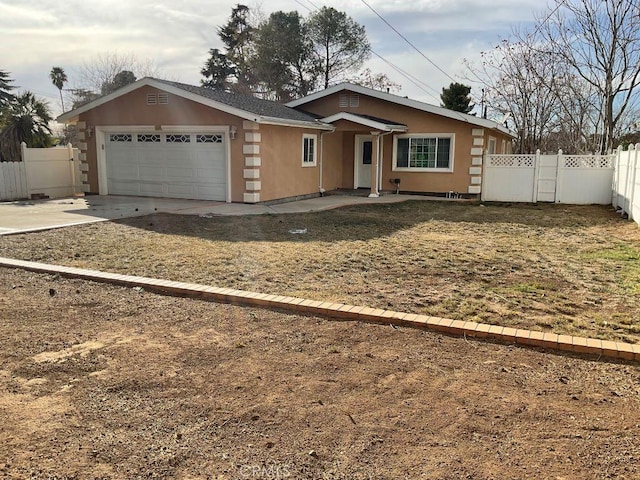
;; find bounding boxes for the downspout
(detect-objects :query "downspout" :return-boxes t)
[319,128,336,196]
[377,131,394,193]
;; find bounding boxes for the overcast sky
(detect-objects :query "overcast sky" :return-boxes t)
[1,0,547,117]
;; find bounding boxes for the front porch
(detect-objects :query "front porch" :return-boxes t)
[320,112,407,198]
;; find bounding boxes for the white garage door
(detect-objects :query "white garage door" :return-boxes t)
[105,132,227,201]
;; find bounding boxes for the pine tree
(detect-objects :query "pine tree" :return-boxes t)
[440,82,474,113]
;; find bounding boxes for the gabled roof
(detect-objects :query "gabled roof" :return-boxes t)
[286,82,515,137]
[321,112,407,132]
[57,78,333,130]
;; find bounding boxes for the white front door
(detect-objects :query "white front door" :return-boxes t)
[355,136,373,188]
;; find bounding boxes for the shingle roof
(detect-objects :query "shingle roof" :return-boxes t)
[151,78,320,123]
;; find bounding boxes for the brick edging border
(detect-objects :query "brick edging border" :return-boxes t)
[1,257,638,362]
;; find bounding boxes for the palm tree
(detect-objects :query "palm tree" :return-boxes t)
[49,66,67,112]
[0,92,53,162]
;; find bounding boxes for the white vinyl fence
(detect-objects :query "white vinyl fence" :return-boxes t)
[613,144,640,225]
[482,150,615,205]
[0,143,81,201]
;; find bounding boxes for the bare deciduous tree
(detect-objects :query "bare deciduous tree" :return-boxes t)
[465,38,564,153]
[69,52,159,106]
[537,0,640,153]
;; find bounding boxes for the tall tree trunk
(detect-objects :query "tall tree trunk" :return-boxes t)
[324,40,330,89]
[58,89,65,112]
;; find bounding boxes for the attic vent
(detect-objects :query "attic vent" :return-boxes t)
[158,93,169,104]
[339,94,348,108]
[350,94,359,107]
[146,93,157,105]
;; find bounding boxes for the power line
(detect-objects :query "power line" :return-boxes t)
[294,0,313,12]
[292,0,485,121]
[358,0,457,84]
[529,0,567,39]
[369,50,441,103]
[294,0,442,103]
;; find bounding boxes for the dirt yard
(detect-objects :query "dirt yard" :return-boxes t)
[1,201,639,343]
[1,267,639,479]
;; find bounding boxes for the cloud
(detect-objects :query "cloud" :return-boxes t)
[1,0,543,115]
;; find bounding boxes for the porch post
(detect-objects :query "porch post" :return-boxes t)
[369,131,380,198]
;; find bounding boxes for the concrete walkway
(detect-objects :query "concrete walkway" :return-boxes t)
[0,193,463,235]
[178,193,464,216]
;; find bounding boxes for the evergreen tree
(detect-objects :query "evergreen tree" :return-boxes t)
[307,7,370,89]
[440,82,474,113]
[0,69,16,110]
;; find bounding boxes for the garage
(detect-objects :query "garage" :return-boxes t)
[105,131,227,201]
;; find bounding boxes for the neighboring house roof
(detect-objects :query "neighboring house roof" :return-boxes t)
[320,112,408,132]
[286,82,515,137]
[57,77,333,130]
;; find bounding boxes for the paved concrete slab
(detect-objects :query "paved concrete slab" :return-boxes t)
[176,193,468,216]
[0,196,222,234]
[0,193,470,235]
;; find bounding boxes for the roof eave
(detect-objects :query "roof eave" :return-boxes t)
[320,112,408,132]
[55,78,318,126]
[258,116,334,130]
[288,82,513,135]
[56,78,158,123]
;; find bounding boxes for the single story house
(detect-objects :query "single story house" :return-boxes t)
[57,78,514,203]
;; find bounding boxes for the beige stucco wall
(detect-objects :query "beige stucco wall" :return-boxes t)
[77,85,246,202]
[257,125,322,202]
[299,91,513,194]
[75,84,512,204]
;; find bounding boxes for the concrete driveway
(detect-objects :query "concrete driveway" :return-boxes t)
[0,196,224,235]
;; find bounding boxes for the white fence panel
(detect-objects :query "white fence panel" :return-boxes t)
[0,144,80,201]
[556,155,615,205]
[483,150,615,205]
[22,143,81,199]
[482,154,536,202]
[613,145,640,224]
[0,162,28,201]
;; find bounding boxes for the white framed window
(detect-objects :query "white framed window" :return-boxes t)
[392,134,454,172]
[488,136,497,154]
[302,134,317,167]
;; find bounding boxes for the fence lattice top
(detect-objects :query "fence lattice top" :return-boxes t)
[486,155,535,167]
[487,153,614,169]
[563,156,614,169]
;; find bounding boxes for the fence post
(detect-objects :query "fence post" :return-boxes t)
[612,146,620,208]
[67,143,77,196]
[532,149,541,203]
[623,144,634,217]
[555,149,563,203]
[629,144,640,222]
[20,141,31,198]
[480,149,487,202]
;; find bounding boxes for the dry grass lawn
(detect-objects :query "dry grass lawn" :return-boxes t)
[1,200,639,343]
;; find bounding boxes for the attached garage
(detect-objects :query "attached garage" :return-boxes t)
[104,131,228,201]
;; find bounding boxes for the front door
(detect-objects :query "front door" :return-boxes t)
[356,136,372,188]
